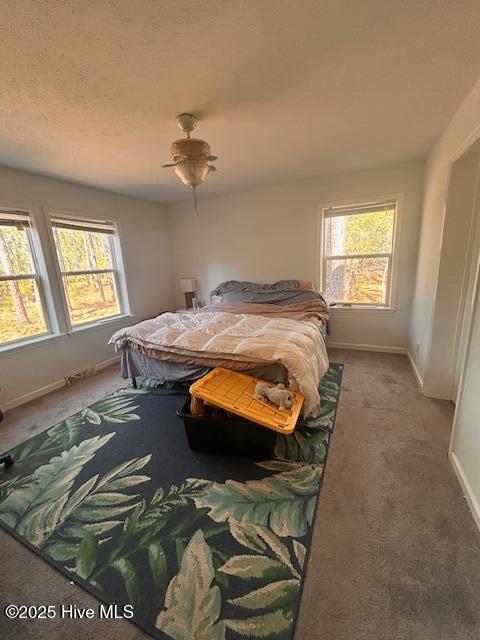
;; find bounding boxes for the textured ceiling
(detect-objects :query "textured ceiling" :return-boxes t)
[1,0,480,204]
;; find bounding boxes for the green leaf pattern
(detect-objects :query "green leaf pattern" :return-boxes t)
[0,433,115,544]
[193,462,322,538]
[156,529,225,640]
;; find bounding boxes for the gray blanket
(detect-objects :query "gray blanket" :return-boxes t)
[211,280,325,305]
[121,346,289,385]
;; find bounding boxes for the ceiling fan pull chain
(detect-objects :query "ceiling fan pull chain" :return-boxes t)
[192,185,199,217]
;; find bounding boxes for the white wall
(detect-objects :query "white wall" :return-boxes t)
[409,78,480,394]
[0,166,173,409]
[450,267,480,532]
[168,160,425,350]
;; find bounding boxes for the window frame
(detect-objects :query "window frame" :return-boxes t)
[0,208,53,350]
[318,194,402,310]
[47,209,132,332]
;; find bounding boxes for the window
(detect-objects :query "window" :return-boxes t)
[0,210,49,346]
[322,199,397,306]
[51,215,125,327]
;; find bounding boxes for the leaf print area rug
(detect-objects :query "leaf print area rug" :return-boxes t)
[0,364,343,640]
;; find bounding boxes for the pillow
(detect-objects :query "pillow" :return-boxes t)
[298,280,314,289]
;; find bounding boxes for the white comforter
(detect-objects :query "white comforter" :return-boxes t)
[110,311,329,416]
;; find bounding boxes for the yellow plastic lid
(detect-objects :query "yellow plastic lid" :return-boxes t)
[189,367,304,434]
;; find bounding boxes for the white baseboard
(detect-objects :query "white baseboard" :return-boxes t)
[3,379,66,412]
[326,340,407,354]
[406,351,424,390]
[3,354,120,412]
[449,451,480,534]
[96,355,121,371]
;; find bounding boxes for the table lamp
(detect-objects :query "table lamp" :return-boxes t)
[180,277,196,308]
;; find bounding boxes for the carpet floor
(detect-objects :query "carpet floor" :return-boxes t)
[1,350,479,640]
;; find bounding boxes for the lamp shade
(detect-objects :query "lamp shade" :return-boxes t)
[179,278,196,293]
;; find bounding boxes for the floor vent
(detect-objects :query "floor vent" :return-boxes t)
[65,367,97,385]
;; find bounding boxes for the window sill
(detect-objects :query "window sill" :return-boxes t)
[70,313,134,334]
[0,331,67,357]
[329,306,397,313]
[0,315,135,357]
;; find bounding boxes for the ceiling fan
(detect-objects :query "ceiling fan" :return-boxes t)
[162,113,217,216]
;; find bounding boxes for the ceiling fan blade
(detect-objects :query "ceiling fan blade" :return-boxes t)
[162,160,186,168]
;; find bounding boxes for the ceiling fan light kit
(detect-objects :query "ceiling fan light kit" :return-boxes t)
[162,113,217,216]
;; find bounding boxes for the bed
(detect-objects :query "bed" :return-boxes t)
[109,280,330,416]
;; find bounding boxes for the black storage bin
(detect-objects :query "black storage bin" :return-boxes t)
[177,397,277,460]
